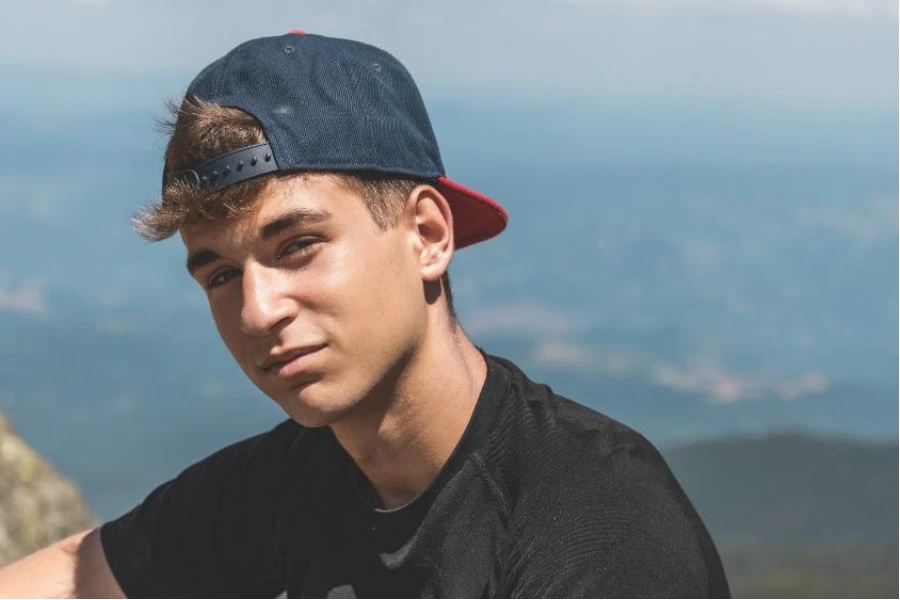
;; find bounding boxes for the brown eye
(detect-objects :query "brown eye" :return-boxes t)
[278,238,319,260]
[207,268,240,290]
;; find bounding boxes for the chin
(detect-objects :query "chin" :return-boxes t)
[274,377,356,429]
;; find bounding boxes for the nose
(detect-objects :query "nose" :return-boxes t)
[239,262,296,337]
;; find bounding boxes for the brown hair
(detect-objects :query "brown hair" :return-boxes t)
[133,96,455,321]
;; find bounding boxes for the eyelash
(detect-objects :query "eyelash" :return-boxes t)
[205,238,319,290]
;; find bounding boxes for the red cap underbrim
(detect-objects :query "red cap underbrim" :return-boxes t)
[435,176,508,249]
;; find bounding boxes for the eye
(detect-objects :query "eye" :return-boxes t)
[206,268,240,290]
[278,237,319,260]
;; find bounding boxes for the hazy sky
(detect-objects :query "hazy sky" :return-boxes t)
[2,0,896,115]
[0,0,895,404]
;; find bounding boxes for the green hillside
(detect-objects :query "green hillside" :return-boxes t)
[663,433,898,598]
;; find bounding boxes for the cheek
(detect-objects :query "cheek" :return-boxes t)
[322,237,421,337]
[209,298,250,363]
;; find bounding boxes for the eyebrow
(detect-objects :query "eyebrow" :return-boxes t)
[185,207,333,276]
[259,207,333,241]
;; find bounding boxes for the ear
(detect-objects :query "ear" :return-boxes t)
[406,184,454,282]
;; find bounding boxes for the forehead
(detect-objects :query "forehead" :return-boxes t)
[180,174,365,246]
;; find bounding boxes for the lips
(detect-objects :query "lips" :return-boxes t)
[261,343,326,374]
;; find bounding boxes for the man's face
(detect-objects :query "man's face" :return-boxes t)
[181,175,428,428]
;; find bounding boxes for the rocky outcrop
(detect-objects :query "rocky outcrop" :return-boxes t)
[0,413,96,567]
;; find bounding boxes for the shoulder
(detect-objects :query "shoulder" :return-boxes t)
[102,416,333,550]
[98,419,335,597]
[482,354,729,597]
[482,352,672,490]
[166,417,338,508]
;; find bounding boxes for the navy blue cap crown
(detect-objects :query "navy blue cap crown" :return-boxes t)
[165,31,508,249]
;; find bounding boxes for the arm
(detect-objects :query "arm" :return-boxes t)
[0,528,125,599]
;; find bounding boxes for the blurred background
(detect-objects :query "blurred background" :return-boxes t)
[0,0,897,596]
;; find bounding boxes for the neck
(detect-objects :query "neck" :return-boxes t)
[329,323,487,510]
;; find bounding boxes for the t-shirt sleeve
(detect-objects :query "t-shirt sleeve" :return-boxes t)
[99,420,300,598]
[503,441,730,599]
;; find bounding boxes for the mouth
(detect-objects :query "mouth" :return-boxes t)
[262,344,327,378]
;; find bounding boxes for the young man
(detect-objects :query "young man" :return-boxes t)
[0,32,730,598]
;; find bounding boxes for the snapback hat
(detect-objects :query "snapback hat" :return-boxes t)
[165,30,508,249]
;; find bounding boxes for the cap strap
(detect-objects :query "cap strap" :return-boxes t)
[164,142,278,192]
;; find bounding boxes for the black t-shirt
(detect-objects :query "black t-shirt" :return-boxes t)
[100,350,731,598]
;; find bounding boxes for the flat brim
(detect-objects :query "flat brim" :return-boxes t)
[435,176,508,249]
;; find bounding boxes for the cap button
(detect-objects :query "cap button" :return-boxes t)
[287,29,307,35]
